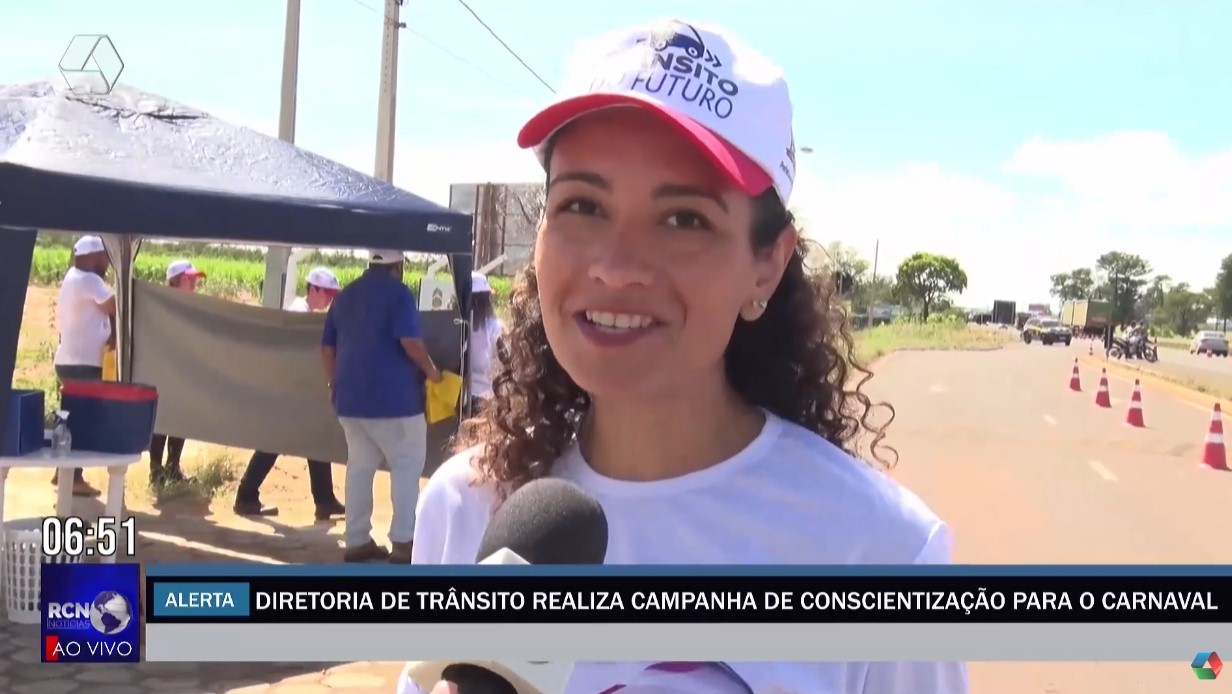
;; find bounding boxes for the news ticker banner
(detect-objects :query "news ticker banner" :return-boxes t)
[44,563,1231,663]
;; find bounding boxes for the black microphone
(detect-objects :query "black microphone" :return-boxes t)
[475,477,609,565]
[405,479,608,694]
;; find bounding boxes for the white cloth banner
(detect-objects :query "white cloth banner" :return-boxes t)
[130,282,347,462]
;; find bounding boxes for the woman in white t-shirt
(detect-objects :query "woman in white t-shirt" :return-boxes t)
[407,18,967,694]
[467,272,503,414]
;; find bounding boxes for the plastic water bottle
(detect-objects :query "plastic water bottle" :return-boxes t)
[51,411,72,457]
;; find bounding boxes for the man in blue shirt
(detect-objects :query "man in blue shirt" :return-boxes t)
[321,249,442,563]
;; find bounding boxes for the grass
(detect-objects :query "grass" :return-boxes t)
[853,322,1017,364]
[29,246,514,303]
[148,452,243,503]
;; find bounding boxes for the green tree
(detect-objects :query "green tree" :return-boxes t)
[894,252,969,321]
[1214,253,1232,331]
[1138,274,1172,319]
[1094,252,1152,326]
[1154,283,1211,336]
[1048,268,1096,302]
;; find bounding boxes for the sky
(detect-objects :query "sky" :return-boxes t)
[2,0,1230,307]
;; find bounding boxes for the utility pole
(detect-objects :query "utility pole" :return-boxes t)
[262,0,301,309]
[374,0,404,182]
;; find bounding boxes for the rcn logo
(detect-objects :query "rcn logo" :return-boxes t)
[636,21,722,69]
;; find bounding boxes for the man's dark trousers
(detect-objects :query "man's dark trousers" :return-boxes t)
[54,364,103,482]
[237,451,336,505]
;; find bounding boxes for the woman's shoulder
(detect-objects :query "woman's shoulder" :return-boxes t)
[413,447,502,564]
[420,446,500,507]
[767,417,951,564]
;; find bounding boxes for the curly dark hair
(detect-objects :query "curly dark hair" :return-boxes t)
[457,187,896,498]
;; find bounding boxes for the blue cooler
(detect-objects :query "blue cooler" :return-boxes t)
[60,381,158,455]
[2,389,46,457]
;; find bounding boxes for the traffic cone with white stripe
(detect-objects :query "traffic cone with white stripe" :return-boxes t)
[1094,369,1111,408]
[1125,380,1144,427]
[1200,404,1228,471]
[1068,359,1082,392]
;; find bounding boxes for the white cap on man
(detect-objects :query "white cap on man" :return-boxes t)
[306,267,341,292]
[73,236,106,256]
[368,249,404,264]
[517,18,796,205]
[471,271,492,294]
[166,259,206,282]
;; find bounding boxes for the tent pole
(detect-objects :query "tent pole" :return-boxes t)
[374,0,403,182]
[262,0,302,309]
[0,228,37,453]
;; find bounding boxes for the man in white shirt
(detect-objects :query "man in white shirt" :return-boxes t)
[234,267,346,519]
[51,236,116,497]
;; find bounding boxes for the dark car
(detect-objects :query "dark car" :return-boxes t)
[1022,317,1072,346]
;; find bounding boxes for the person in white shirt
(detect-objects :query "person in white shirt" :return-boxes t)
[148,259,205,487]
[50,235,116,497]
[234,267,346,520]
[467,272,503,414]
[406,19,968,694]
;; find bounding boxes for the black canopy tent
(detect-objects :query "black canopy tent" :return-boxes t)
[0,81,474,464]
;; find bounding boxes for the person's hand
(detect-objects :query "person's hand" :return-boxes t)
[106,334,117,350]
[428,369,444,384]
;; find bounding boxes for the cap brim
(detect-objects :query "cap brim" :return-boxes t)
[517,93,772,197]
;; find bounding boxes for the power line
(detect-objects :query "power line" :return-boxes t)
[339,0,538,96]
[451,0,555,94]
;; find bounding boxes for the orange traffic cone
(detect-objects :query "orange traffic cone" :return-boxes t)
[1094,369,1111,408]
[1068,359,1082,392]
[1201,404,1228,471]
[1125,380,1145,427]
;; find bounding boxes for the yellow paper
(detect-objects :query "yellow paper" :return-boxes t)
[102,346,118,381]
[426,371,463,424]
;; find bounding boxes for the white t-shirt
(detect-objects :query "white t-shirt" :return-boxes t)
[53,267,114,368]
[409,411,969,694]
[288,296,310,312]
[468,317,503,399]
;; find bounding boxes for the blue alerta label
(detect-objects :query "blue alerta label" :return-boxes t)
[41,562,141,663]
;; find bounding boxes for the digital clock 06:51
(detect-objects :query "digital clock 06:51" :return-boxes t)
[40,516,138,558]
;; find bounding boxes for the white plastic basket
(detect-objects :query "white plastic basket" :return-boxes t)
[1,518,84,624]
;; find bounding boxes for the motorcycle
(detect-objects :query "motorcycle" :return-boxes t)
[1108,336,1158,363]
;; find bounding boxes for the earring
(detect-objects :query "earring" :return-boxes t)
[753,299,768,309]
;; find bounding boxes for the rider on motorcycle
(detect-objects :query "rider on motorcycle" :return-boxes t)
[1127,322,1148,359]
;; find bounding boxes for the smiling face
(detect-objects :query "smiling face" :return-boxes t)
[535,107,782,400]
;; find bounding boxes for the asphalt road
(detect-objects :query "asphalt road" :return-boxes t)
[1148,343,1232,394]
[867,343,1230,693]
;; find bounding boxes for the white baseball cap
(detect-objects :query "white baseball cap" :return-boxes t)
[517,18,796,204]
[306,267,341,291]
[166,259,205,281]
[73,235,105,256]
[402,661,572,694]
[369,249,405,264]
[471,271,492,293]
